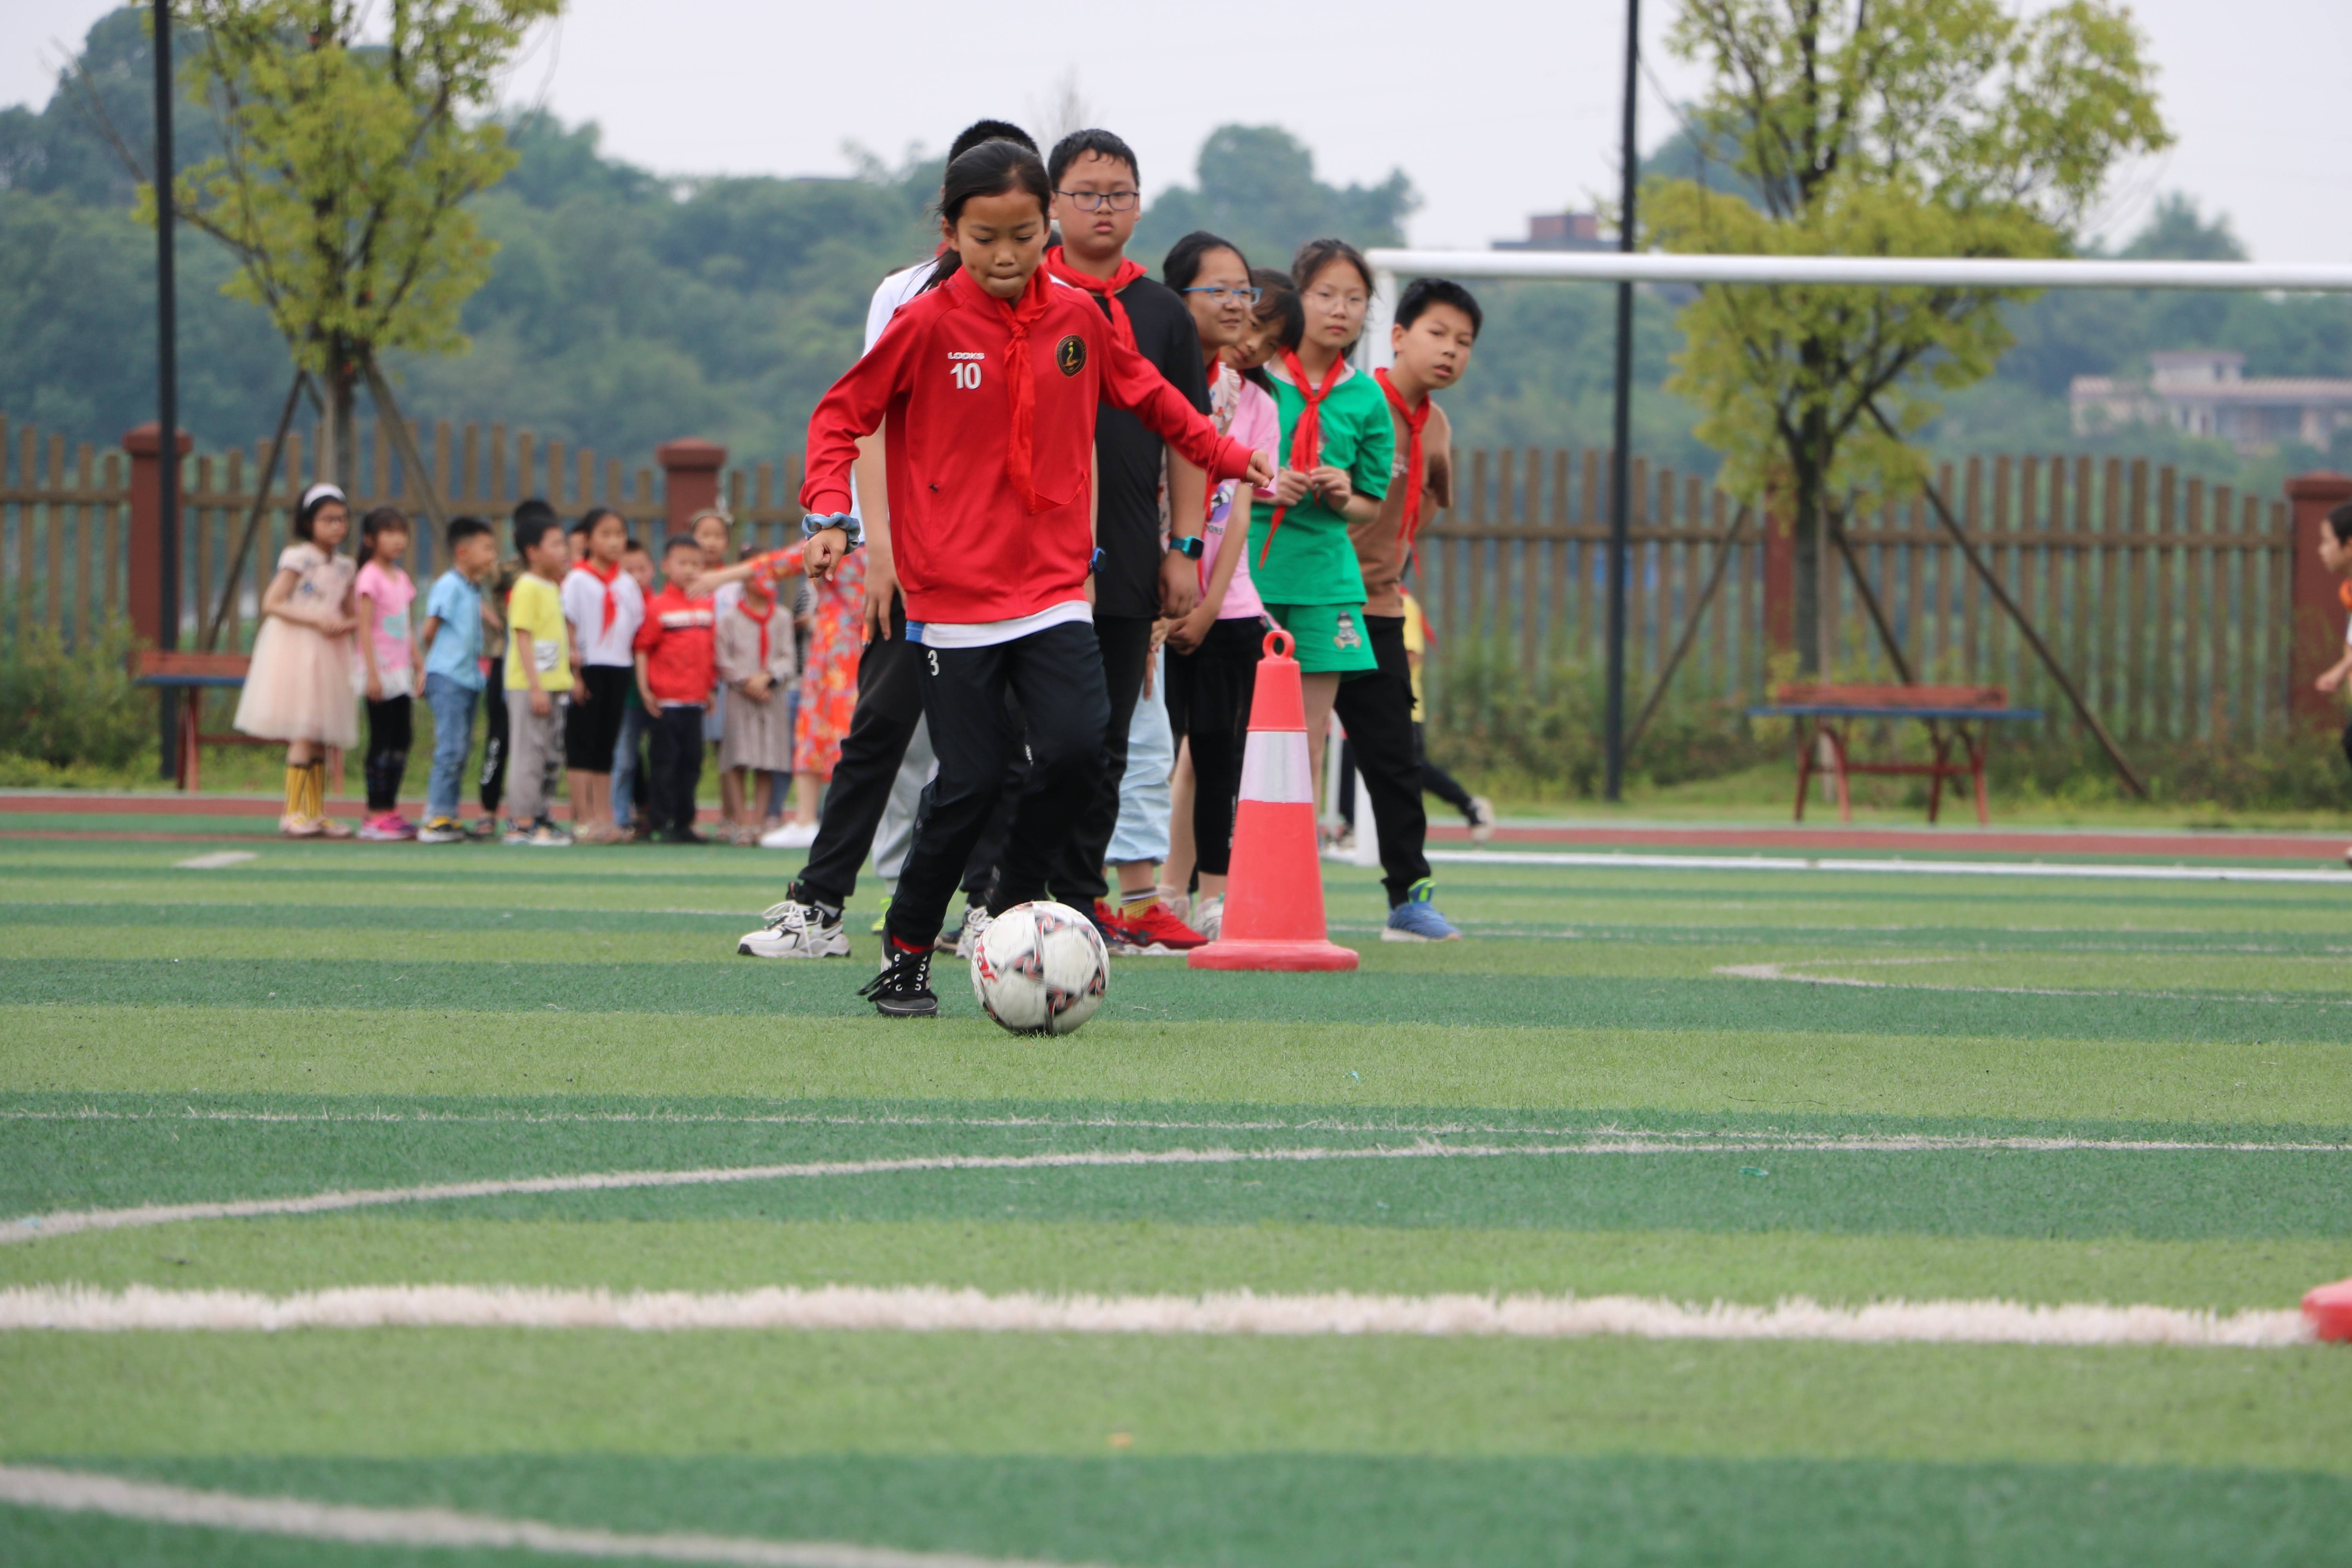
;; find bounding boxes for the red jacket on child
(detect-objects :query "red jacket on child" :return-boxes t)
[802,265,1255,626]
[633,584,716,704]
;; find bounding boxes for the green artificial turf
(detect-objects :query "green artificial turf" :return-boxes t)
[2,835,2348,1566]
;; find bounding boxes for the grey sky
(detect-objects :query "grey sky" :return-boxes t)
[7,0,2348,261]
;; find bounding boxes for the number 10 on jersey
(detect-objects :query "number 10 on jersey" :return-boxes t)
[950,361,982,390]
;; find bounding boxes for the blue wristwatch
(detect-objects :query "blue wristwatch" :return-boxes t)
[1089,547,1106,575]
[1168,535,1205,561]
[802,512,864,550]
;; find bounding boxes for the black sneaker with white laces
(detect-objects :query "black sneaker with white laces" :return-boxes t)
[858,942,938,1018]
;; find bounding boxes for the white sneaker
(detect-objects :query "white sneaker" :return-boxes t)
[759,820,820,849]
[1467,795,1498,844]
[1155,886,1190,925]
[737,899,850,958]
[1192,893,1223,943]
[952,904,994,962]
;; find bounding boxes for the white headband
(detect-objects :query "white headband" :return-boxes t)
[300,482,347,512]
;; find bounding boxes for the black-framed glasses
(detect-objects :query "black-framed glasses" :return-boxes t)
[1182,284,1264,305]
[1057,189,1140,212]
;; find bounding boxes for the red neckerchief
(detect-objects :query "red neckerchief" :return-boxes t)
[1259,348,1346,566]
[2341,580,2352,613]
[574,557,621,635]
[953,267,1058,514]
[1043,245,1144,348]
[739,591,775,668]
[1375,368,1433,557]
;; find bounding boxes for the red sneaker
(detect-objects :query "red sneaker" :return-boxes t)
[1113,898,1208,953]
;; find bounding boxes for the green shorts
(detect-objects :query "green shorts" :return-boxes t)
[1262,602,1377,675]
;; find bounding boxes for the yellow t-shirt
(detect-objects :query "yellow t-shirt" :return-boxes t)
[504,573,573,692]
[1401,593,1428,719]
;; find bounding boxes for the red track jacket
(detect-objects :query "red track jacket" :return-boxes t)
[802,265,1254,625]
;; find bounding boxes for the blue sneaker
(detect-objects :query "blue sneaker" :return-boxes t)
[1382,881,1461,942]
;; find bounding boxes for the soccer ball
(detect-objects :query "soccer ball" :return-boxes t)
[969,900,1109,1034]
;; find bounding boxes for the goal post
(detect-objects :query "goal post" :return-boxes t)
[1356,247,2352,797]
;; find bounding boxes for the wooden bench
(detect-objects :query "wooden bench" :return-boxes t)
[1747,683,2041,825]
[132,650,340,794]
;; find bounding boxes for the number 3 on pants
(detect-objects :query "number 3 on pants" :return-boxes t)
[926,648,940,676]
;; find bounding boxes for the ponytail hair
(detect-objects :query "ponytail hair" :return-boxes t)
[924,139,1054,293]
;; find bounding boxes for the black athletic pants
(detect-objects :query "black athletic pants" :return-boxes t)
[1343,721,1474,823]
[478,655,508,813]
[886,622,1109,952]
[564,666,629,772]
[1330,613,1431,908]
[649,704,706,837]
[1050,614,1155,907]
[1164,617,1263,877]
[795,601,926,908]
[364,695,412,813]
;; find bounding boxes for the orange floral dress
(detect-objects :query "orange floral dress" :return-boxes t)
[744,545,864,780]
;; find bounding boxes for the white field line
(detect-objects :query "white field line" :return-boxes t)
[1426,849,2352,884]
[172,851,256,870]
[0,1283,2314,1349]
[7,1137,2343,1248]
[1712,960,2352,1008]
[0,1463,1084,1568]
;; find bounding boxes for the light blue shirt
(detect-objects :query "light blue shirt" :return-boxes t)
[423,569,484,690]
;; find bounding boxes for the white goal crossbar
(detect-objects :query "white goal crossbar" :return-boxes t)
[1360,249,2352,365]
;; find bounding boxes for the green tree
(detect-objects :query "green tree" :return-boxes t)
[1651,0,2169,673]
[1133,125,1417,275]
[151,0,560,483]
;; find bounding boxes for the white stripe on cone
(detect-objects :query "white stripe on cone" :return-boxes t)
[1238,731,1314,805]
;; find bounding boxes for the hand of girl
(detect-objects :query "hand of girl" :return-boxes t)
[862,549,898,641]
[1242,451,1275,489]
[1271,468,1312,507]
[319,612,355,637]
[365,670,383,702]
[804,528,847,581]
[1166,601,1217,656]
[1308,465,1354,510]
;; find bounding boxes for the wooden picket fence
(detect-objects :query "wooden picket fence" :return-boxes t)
[0,414,2302,744]
[1417,447,2298,743]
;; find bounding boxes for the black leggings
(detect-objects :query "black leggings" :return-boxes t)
[886,621,1109,951]
[479,656,508,813]
[364,694,412,813]
[1164,617,1264,877]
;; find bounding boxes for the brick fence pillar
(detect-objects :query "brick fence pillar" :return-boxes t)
[657,439,727,537]
[124,422,192,647]
[2286,471,2352,731]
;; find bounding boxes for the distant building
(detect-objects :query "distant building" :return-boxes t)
[2070,350,2352,456]
[1494,212,1610,252]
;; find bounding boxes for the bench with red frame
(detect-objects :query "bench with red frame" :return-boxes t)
[131,650,343,793]
[1746,683,2041,825]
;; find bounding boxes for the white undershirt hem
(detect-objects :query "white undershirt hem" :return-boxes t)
[909,599,1094,650]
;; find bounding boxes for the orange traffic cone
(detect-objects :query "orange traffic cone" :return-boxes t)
[1189,628,1360,973]
[2307,1277,2352,1342]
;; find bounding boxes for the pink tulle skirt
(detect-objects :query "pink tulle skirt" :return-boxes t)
[234,617,358,748]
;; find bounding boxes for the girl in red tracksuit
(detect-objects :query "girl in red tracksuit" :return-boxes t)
[800,138,1270,1015]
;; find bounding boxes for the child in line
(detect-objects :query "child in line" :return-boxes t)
[561,506,644,843]
[690,509,744,833]
[353,506,423,841]
[236,482,358,839]
[502,510,574,847]
[477,504,543,831]
[2312,502,2352,863]
[799,138,1267,1016]
[716,558,800,841]
[416,515,500,843]
[1162,249,1292,942]
[1248,237,1392,792]
[634,535,719,845]
[610,538,658,838]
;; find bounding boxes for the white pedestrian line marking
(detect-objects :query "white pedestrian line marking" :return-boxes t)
[0,1463,1086,1568]
[172,851,256,870]
[1712,959,2352,1007]
[1428,848,2352,885]
[5,1135,2340,1247]
[0,1284,2313,1348]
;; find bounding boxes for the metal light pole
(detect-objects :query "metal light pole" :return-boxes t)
[1602,0,1639,802]
[153,0,181,775]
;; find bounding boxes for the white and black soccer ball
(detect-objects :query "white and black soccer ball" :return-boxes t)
[969,900,1109,1035]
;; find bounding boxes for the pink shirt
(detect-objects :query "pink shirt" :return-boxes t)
[353,561,416,681]
[1202,373,1274,621]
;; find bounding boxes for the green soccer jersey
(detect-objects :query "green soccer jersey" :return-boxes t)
[1247,363,1393,606]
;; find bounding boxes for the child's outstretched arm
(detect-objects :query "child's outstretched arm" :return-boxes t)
[1097,330,1270,491]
